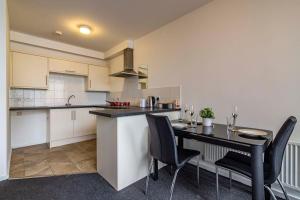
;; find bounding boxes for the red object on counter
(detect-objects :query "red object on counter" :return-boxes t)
[106,100,130,107]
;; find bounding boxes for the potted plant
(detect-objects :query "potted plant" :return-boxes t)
[200,107,215,126]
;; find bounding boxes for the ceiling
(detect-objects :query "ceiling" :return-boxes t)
[8,0,211,52]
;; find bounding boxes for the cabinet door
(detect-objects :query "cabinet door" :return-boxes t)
[50,109,74,141]
[74,108,96,136]
[49,58,88,76]
[87,65,110,91]
[11,52,48,89]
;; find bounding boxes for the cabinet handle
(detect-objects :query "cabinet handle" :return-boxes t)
[71,111,74,120]
[45,75,48,86]
[74,110,76,120]
[89,80,91,88]
[65,70,76,73]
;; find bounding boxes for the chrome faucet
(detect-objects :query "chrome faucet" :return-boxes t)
[66,95,75,106]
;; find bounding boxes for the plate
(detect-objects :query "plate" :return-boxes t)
[171,122,188,130]
[237,129,268,136]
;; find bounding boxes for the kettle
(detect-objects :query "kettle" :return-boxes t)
[147,96,156,108]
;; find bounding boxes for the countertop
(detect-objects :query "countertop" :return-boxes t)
[89,107,181,118]
[9,105,130,111]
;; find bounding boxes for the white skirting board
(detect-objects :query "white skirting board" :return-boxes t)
[0,175,8,182]
[49,134,96,148]
[0,148,12,181]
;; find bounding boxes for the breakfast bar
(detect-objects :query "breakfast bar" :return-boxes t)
[90,107,180,191]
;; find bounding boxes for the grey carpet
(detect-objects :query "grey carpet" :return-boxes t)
[0,165,258,200]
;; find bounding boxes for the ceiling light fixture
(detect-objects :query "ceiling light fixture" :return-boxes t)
[55,30,63,36]
[79,25,92,35]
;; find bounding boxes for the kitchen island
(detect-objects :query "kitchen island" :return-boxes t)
[90,107,180,191]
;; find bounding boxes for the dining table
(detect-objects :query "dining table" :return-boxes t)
[151,122,273,200]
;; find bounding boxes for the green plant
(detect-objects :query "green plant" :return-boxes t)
[200,107,215,119]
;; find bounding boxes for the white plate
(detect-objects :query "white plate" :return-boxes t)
[237,129,268,136]
[171,122,188,129]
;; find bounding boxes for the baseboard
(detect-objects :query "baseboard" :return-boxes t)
[0,148,12,182]
[0,175,9,182]
[50,134,96,148]
[12,140,48,149]
[7,147,12,178]
[188,158,300,200]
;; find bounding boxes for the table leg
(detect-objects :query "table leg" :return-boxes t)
[151,159,159,181]
[178,136,184,149]
[251,146,265,200]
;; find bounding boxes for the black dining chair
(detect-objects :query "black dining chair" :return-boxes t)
[215,116,297,200]
[145,114,201,200]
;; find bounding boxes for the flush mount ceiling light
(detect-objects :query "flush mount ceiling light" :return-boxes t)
[54,30,63,36]
[79,25,92,35]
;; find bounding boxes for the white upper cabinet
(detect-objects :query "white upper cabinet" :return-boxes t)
[86,65,110,92]
[49,58,88,76]
[11,52,49,89]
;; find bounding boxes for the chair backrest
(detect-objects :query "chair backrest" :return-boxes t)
[146,114,178,166]
[266,116,297,183]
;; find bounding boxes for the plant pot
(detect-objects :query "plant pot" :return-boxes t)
[202,126,213,135]
[202,118,213,126]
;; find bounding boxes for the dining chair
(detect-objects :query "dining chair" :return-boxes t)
[215,116,297,200]
[145,114,201,200]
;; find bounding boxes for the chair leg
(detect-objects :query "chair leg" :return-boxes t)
[277,178,290,200]
[169,168,180,200]
[197,155,201,185]
[264,185,277,200]
[145,157,154,195]
[229,170,232,190]
[216,166,219,200]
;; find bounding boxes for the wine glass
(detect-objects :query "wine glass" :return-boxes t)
[189,105,195,126]
[184,104,189,121]
[232,105,238,128]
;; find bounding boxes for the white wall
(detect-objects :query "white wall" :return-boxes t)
[0,0,10,180]
[135,0,300,142]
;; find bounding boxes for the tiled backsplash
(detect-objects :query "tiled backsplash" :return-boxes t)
[109,86,181,105]
[9,74,107,107]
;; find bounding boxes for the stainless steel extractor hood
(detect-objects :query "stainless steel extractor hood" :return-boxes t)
[110,48,148,78]
[110,48,138,78]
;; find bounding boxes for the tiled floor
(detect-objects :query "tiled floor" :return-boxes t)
[9,139,96,179]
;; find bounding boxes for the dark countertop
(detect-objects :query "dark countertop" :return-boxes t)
[89,107,181,118]
[9,105,129,111]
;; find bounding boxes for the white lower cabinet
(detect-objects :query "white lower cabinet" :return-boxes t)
[50,109,74,141]
[74,108,96,136]
[49,108,97,148]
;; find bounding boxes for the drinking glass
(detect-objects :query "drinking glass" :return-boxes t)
[191,113,198,128]
[178,110,184,122]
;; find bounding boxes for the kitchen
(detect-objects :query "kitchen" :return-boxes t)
[9,45,181,178]
[1,1,300,200]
